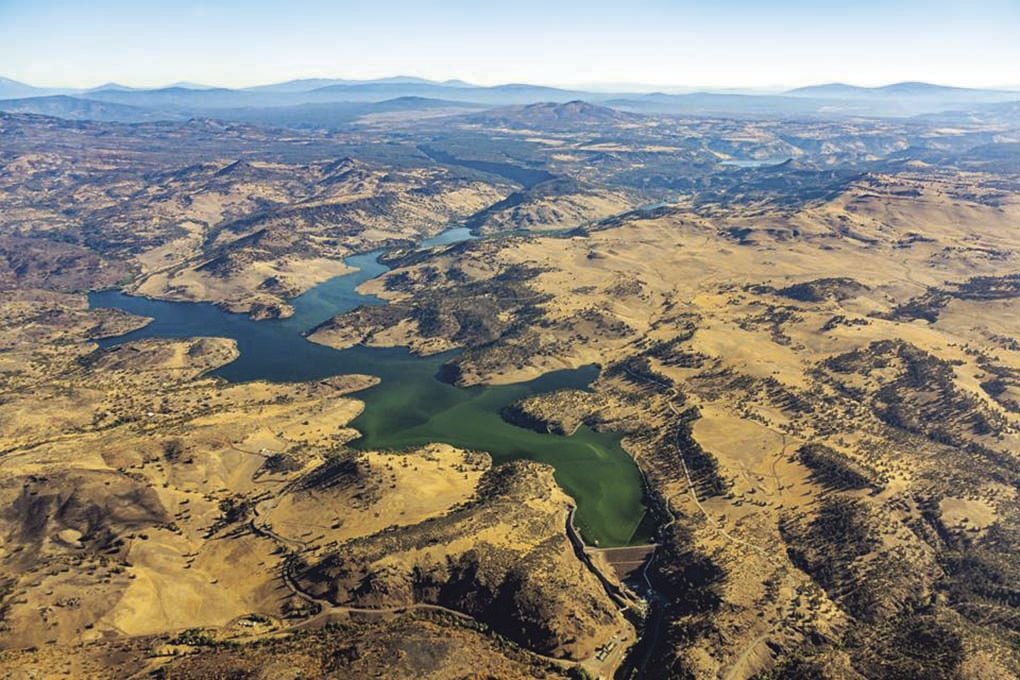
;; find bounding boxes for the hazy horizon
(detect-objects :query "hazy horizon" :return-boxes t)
[3,0,1019,91]
[3,72,1020,94]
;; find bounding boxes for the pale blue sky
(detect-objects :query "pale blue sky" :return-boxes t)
[2,0,1018,89]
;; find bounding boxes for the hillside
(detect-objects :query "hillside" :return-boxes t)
[0,81,1018,679]
[461,100,642,130]
[0,94,178,122]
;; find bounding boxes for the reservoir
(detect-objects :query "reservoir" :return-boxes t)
[89,230,649,547]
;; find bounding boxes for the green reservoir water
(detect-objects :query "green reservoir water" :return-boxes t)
[89,231,649,546]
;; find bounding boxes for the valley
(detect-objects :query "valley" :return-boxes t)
[88,231,650,548]
[0,81,1018,679]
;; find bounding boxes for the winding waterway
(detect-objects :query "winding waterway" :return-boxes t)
[89,228,649,546]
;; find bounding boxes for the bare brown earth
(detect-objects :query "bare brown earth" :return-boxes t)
[295,459,630,660]
[0,613,570,679]
[0,112,651,679]
[1,107,1019,678]
[473,178,637,235]
[127,158,503,317]
[0,293,624,677]
[312,169,1020,678]
[0,118,507,318]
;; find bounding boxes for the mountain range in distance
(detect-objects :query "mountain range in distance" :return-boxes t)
[1,75,1018,127]
[0,75,478,98]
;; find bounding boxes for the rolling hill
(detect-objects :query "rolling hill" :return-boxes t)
[3,76,1018,125]
[459,100,642,129]
[0,95,181,122]
[787,81,1019,101]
